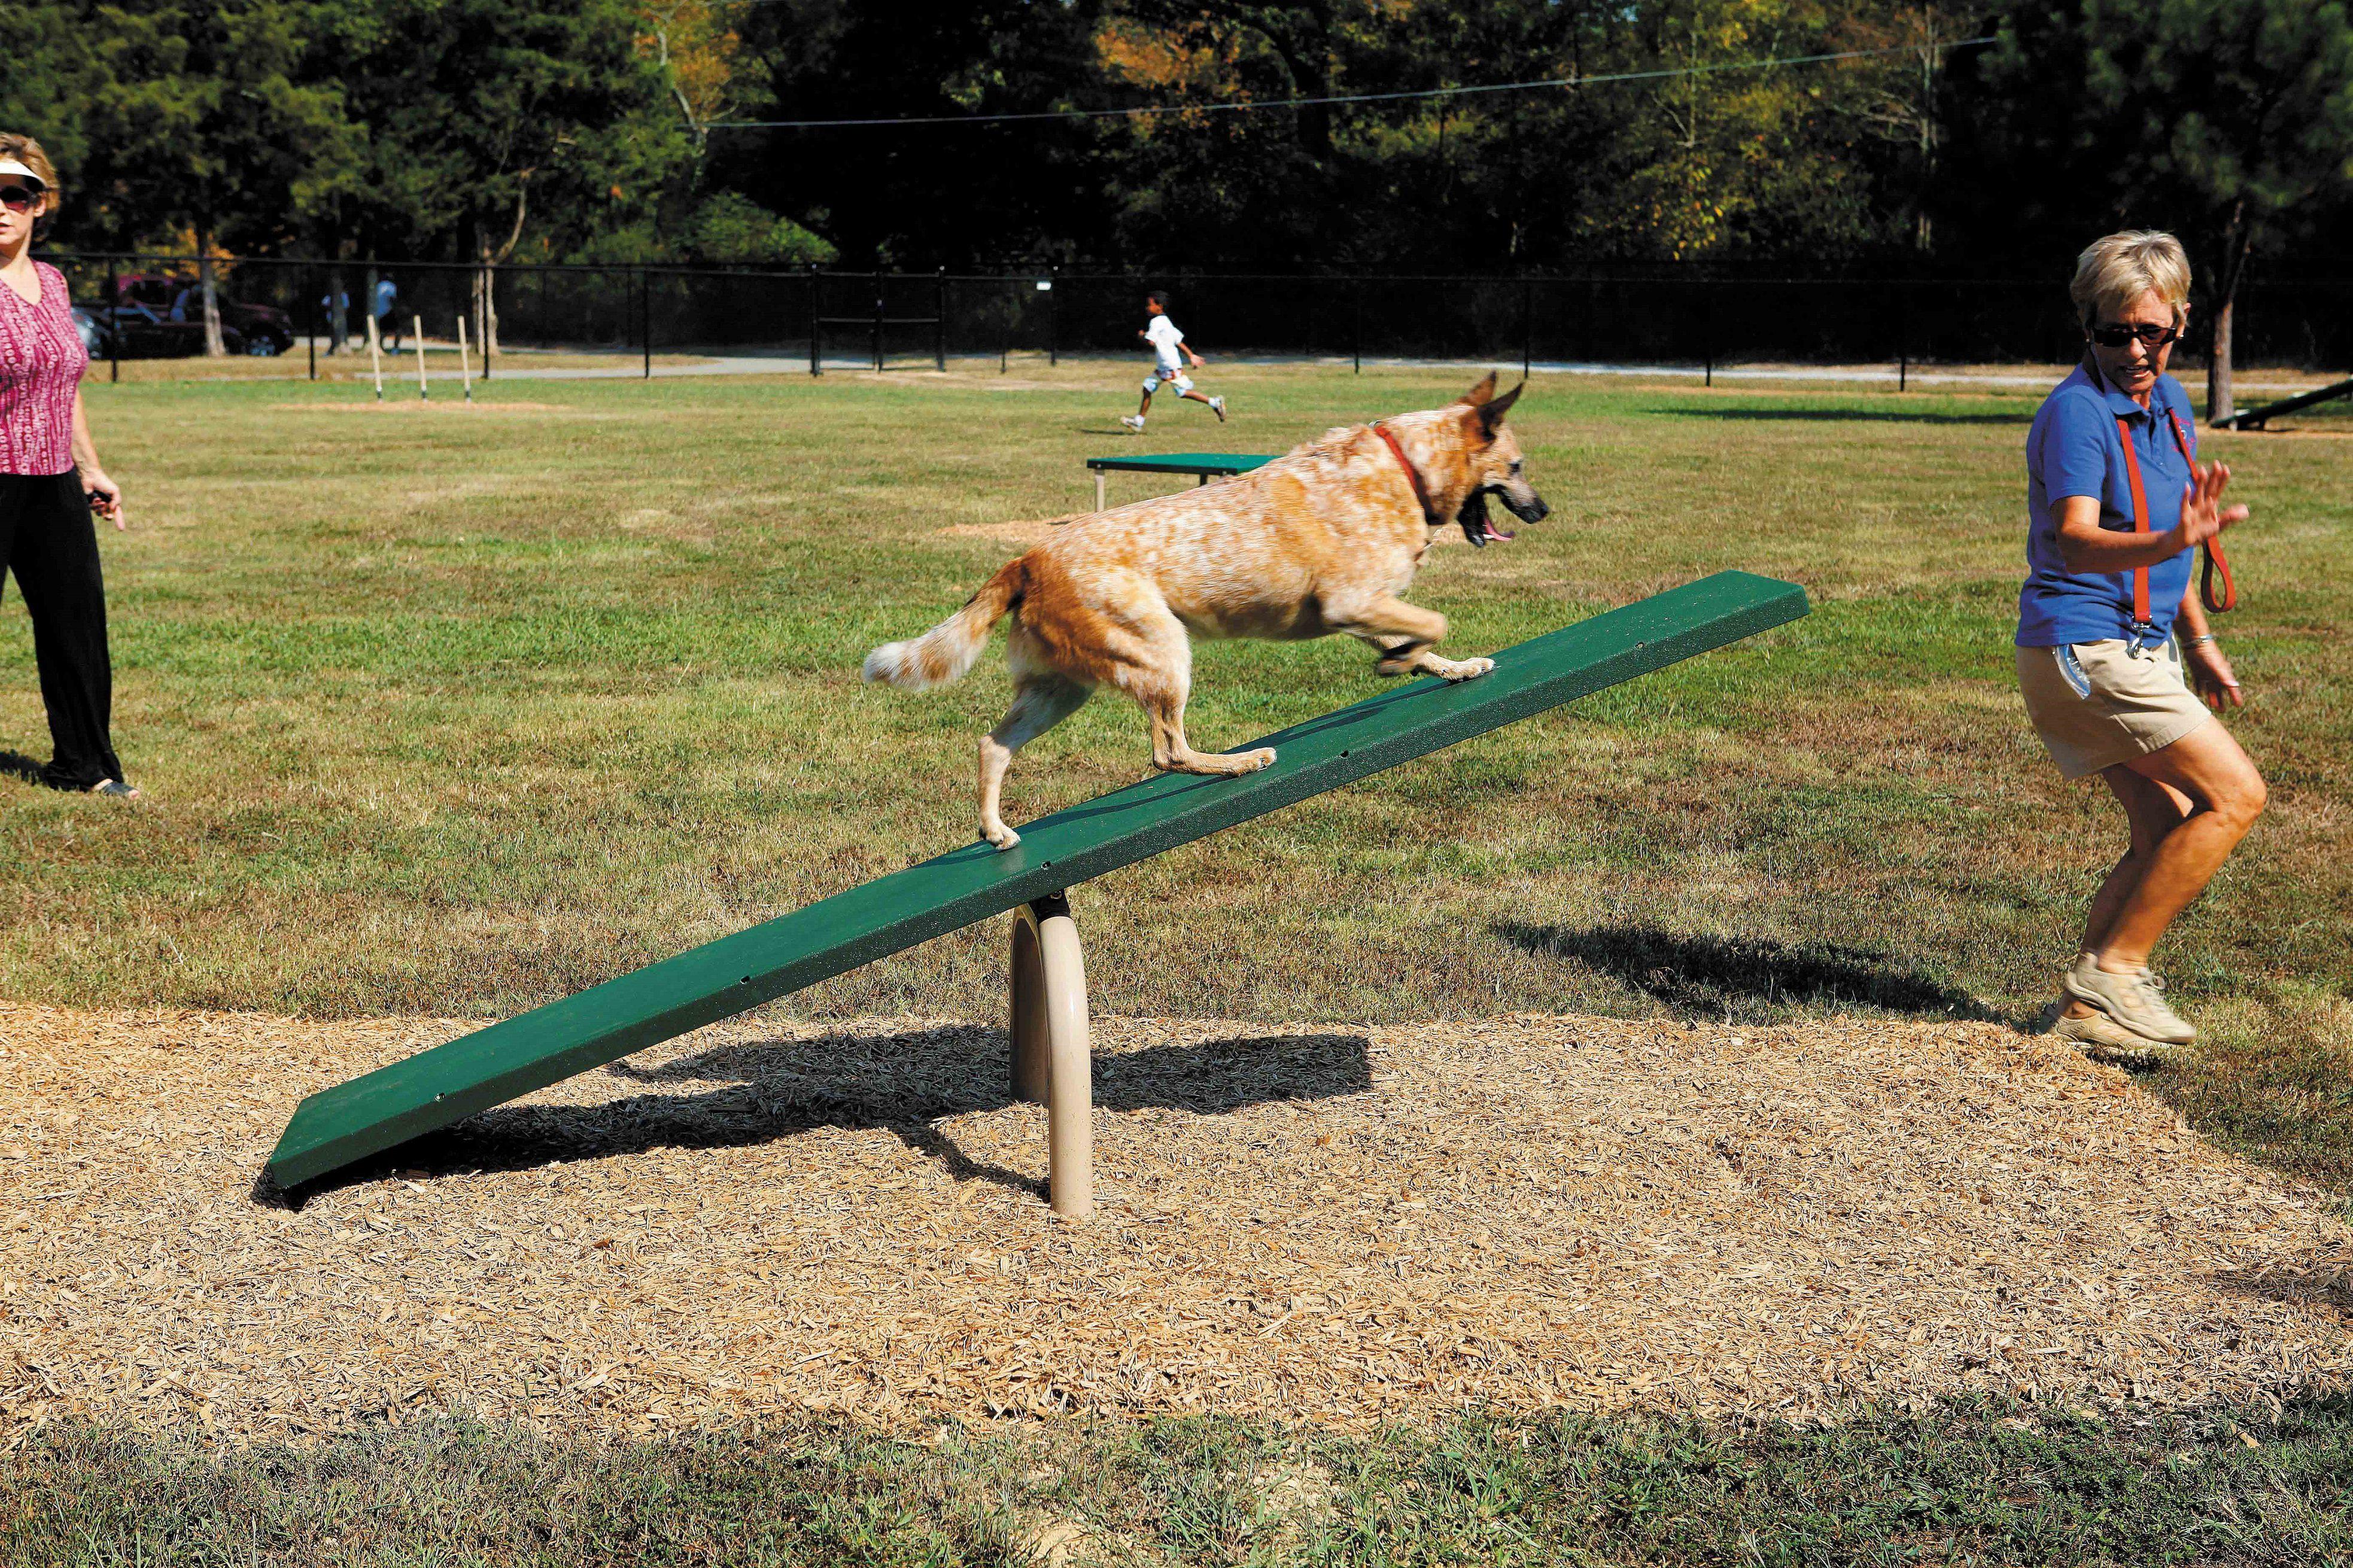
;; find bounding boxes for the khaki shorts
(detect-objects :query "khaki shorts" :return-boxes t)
[2017,638,2212,780]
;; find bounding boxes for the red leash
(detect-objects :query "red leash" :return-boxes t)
[2114,407,2236,628]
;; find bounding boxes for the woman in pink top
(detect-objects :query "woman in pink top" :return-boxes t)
[0,133,134,797]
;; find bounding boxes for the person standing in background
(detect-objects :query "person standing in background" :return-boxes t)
[373,274,399,352]
[0,133,138,799]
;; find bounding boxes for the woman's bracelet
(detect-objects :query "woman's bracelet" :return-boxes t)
[2183,633,2218,649]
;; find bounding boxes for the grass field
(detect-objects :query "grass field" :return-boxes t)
[10,1399,2351,1566]
[83,345,715,383]
[4,360,2347,1180]
[2,360,2348,1559]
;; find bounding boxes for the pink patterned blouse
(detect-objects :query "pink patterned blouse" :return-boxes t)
[0,261,87,476]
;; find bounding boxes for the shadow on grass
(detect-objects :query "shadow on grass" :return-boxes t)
[0,748,45,786]
[271,1024,1371,1205]
[1651,407,2032,425]
[1497,921,2003,1023]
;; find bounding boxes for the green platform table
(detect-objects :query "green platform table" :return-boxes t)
[1084,451,1276,511]
[269,571,1810,1217]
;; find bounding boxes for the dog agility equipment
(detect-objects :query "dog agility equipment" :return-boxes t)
[268,571,1809,1213]
[2211,373,2353,434]
[1084,451,1274,512]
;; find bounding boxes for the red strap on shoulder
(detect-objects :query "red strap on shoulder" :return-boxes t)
[2114,408,2238,630]
[2114,415,2155,632]
[1372,422,1439,527]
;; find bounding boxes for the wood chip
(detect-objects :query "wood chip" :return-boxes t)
[2,1002,2345,1441]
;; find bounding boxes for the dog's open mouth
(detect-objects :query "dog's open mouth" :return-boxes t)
[1460,490,1516,549]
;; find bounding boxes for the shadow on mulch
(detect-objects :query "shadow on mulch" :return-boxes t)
[269,1024,1372,1206]
[2211,1256,2353,1322]
[1497,921,2005,1025]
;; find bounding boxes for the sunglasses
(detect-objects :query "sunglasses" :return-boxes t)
[2088,322,2179,349]
[0,186,40,213]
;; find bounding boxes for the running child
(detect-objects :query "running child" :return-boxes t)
[1121,291,1224,431]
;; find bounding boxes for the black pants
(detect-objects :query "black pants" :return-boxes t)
[0,471,124,790]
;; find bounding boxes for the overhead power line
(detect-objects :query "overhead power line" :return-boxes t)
[710,35,1997,131]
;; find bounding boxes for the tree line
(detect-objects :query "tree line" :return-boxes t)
[6,0,2350,410]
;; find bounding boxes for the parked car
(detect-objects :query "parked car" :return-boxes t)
[78,300,251,360]
[111,271,293,355]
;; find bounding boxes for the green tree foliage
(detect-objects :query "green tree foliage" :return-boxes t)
[722,0,1106,266]
[1949,0,2353,410]
[320,0,689,267]
[7,1,357,351]
[7,0,2353,300]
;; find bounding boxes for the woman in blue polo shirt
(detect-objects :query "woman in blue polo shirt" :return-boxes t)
[2018,230,2263,1061]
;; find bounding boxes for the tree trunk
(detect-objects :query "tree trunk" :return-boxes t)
[2206,294,2235,427]
[2207,208,2254,428]
[474,252,500,357]
[476,179,531,359]
[197,239,227,358]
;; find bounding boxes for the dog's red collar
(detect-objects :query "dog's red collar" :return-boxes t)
[1372,422,1440,528]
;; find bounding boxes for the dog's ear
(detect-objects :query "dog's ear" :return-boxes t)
[1454,372,1498,407]
[1474,379,1524,436]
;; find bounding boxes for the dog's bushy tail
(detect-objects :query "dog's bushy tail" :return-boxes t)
[862,558,1026,691]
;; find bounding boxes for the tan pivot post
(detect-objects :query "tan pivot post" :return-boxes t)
[1009,891,1092,1219]
[1094,472,1106,513]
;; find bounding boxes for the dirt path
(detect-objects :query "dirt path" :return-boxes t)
[3,1003,2346,1441]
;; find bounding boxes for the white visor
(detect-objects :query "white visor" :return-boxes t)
[0,159,46,190]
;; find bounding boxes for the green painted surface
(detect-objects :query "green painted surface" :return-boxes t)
[266,571,1808,1188]
[1083,452,1276,475]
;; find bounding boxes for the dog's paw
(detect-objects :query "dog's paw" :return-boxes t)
[1240,747,1276,771]
[1437,657,1495,682]
[983,822,1022,851]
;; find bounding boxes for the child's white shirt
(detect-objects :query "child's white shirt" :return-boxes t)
[1145,315,1185,369]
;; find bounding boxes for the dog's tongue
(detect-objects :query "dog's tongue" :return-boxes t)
[1458,492,1515,547]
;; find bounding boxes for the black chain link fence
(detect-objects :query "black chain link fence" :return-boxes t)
[41,254,2353,380]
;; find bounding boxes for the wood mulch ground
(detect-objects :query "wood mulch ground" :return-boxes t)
[3,1002,2347,1442]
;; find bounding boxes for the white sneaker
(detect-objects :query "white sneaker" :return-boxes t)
[2051,1007,2178,1068]
[1120,415,1145,433]
[2063,955,2196,1044]
[1209,395,1227,423]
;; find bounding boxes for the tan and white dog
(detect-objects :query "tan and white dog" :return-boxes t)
[864,373,1550,849]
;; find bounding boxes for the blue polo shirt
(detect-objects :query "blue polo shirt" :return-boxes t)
[2017,361,2199,648]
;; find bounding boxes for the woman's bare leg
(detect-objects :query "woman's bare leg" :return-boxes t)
[2061,766,2191,1019]
[2089,721,2265,973]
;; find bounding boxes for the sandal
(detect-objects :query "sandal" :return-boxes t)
[89,778,141,800]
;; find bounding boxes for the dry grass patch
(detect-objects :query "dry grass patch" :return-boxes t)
[937,516,1090,544]
[268,400,584,415]
[4,1002,2346,1445]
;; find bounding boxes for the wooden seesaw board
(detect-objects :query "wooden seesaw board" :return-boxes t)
[267,570,1809,1192]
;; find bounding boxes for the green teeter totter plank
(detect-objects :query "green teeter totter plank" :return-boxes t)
[1084,452,1276,475]
[267,570,1808,1188]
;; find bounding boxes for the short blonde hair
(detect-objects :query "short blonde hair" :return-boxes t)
[0,133,59,239]
[2070,230,2191,330]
